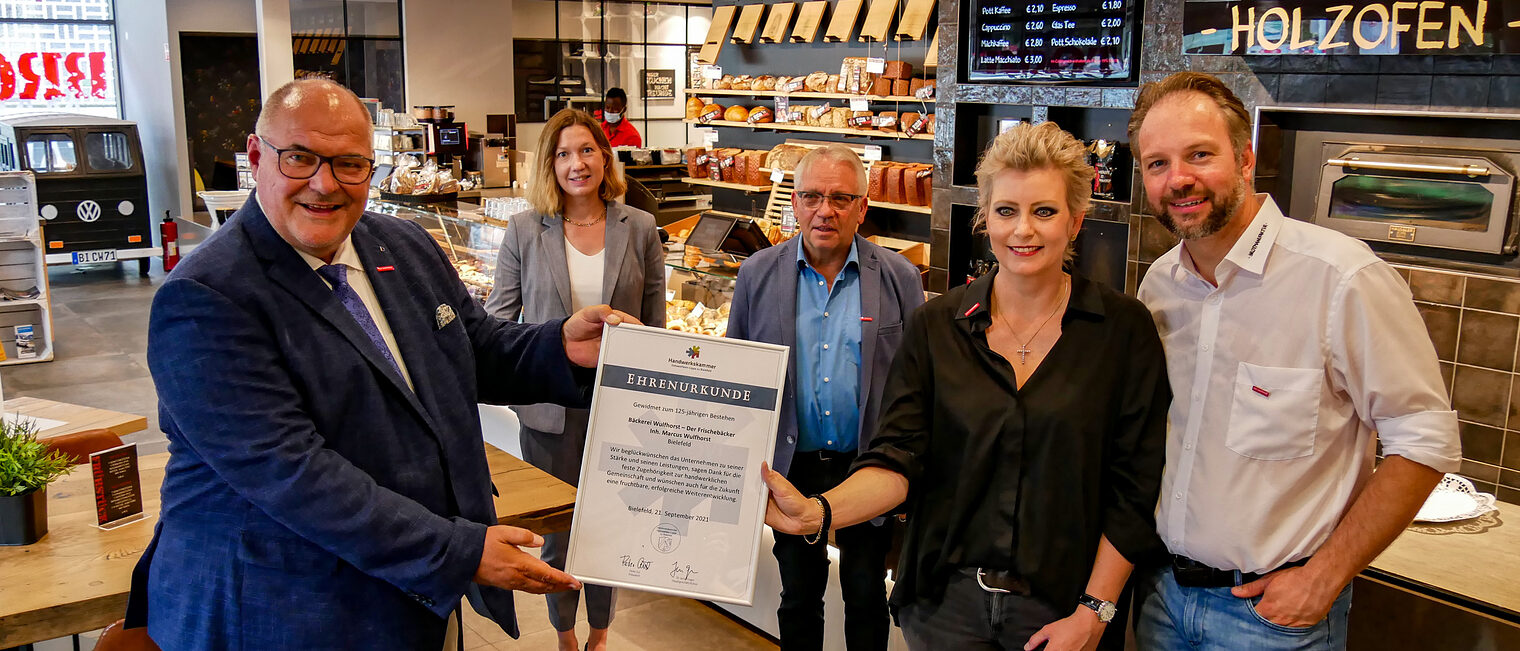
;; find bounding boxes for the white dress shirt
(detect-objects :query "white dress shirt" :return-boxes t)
[298,234,415,391]
[564,235,605,312]
[1137,194,1461,574]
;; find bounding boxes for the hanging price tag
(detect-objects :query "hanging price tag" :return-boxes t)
[865,57,886,74]
[863,145,883,162]
[700,128,719,147]
[771,167,786,183]
[702,65,723,80]
[850,98,870,112]
[775,95,790,123]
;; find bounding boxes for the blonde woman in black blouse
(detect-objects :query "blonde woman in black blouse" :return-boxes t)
[763,122,1170,651]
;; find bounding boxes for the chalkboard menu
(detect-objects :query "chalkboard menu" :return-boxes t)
[967,0,1139,82]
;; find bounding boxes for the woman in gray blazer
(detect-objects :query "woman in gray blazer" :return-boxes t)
[485,108,666,651]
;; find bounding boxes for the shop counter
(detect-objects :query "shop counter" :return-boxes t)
[1351,503,1520,648]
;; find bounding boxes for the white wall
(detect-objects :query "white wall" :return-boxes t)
[116,1,176,239]
[402,0,515,140]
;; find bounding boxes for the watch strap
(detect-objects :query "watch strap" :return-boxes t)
[1078,593,1116,623]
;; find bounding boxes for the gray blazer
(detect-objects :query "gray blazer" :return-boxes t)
[727,235,925,476]
[485,201,666,433]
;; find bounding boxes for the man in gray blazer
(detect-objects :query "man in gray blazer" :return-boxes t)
[728,145,925,650]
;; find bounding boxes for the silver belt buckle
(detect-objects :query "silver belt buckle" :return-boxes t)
[975,568,1011,594]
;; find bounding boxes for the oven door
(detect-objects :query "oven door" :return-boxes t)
[1316,150,1515,254]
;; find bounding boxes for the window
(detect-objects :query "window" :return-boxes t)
[0,0,120,119]
[84,131,131,170]
[25,134,77,172]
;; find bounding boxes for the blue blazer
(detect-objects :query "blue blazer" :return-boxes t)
[727,235,925,476]
[126,197,589,649]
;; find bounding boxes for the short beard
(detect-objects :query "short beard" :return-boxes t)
[1152,180,1245,240]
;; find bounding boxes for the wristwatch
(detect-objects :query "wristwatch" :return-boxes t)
[1078,593,1117,624]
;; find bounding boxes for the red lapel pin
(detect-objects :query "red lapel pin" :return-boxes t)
[376,265,395,272]
[860,317,873,322]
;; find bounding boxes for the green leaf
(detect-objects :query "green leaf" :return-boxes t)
[0,415,74,496]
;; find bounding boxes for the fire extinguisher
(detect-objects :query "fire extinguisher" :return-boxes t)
[161,210,180,272]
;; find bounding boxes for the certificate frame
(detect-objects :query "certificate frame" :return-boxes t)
[565,323,789,606]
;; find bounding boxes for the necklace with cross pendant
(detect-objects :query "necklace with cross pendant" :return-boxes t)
[995,276,1068,366]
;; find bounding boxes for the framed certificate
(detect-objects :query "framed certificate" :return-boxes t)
[565,323,789,605]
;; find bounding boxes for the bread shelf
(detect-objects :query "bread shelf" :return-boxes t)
[682,177,773,193]
[686,88,935,103]
[684,119,933,141]
[758,168,931,214]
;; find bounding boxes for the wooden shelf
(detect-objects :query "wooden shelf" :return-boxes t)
[684,119,933,141]
[870,200,931,214]
[686,88,935,103]
[682,177,773,193]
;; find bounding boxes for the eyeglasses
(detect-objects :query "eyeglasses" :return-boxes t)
[257,135,375,185]
[794,191,863,211]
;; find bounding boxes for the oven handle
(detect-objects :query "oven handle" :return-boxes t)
[1327,157,1491,178]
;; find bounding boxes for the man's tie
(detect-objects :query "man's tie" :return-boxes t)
[316,264,401,374]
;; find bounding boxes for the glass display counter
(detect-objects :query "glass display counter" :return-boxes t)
[368,199,505,303]
[368,198,740,338]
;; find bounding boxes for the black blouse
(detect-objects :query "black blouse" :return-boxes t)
[852,270,1169,612]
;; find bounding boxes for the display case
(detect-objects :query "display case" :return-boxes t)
[368,198,739,337]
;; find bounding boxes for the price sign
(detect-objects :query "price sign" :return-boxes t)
[775,95,790,123]
[865,57,886,73]
[771,168,786,183]
[702,65,723,80]
[850,98,870,112]
[863,145,883,162]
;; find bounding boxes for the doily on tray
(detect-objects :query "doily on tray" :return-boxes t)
[1413,474,1498,523]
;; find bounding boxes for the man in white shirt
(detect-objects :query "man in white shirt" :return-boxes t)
[1131,71,1462,650]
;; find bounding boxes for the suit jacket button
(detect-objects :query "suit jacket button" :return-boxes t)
[787,436,795,444]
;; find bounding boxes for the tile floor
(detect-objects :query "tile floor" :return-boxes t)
[14,260,777,651]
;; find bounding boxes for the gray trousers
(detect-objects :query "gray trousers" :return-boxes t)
[521,411,618,632]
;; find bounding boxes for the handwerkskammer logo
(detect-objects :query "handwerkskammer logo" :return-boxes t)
[686,346,700,359]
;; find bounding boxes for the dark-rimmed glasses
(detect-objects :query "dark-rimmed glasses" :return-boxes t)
[794,191,864,211]
[257,135,375,185]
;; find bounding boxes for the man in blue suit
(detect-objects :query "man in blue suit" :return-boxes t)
[126,79,631,649]
[728,145,925,650]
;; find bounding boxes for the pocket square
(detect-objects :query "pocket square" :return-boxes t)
[435,304,457,329]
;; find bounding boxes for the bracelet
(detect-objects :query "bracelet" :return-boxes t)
[802,494,832,545]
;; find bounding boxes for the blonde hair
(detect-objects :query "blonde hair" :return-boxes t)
[973,121,1094,237]
[1128,71,1252,162]
[527,109,627,216]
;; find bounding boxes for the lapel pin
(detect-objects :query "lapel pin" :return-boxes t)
[1252,386,1271,397]
[376,265,395,272]
[860,317,873,322]
[435,304,457,329]
[964,302,981,317]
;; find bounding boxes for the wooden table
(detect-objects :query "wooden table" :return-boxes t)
[3,396,149,440]
[0,446,576,647]
[1366,501,1520,623]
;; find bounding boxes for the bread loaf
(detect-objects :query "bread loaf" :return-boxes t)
[685,97,705,120]
[732,75,754,91]
[767,144,809,171]
[877,111,899,132]
[915,165,933,207]
[871,77,892,97]
[886,165,905,204]
[754,75,776,91]
[734,150,749,184]
[868,164,888,202]
[698,103,724,124]
[747,106,774,123]
[912,78,935,99]
[927,113,936,134]
[892,79,911,96]
[827,74,842,93]
[779,75,806,93]
[804,71,830,92]
[719,149,738,183]
[850,110,875,129]
[723,105,750,122]
[747,151,769,186]
[685,147,707,178]
[714,75,735,90]
[883,60,912,80]
[830,107,852,129]
[901,112,921,133]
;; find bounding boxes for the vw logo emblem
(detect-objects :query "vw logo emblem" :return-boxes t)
[76,200,102,222]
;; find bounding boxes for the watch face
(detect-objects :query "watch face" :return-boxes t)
[1098,602,1117,622]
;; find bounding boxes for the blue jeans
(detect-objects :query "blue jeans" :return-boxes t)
[1135,565,1353,651]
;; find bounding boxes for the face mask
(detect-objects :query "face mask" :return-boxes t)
[604,111,622,124]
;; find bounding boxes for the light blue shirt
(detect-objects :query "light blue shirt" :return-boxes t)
[794,242,863,453]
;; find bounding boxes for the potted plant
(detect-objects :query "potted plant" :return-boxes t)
[0,417,73,545]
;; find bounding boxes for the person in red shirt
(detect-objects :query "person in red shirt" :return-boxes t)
[598,87,642,147]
